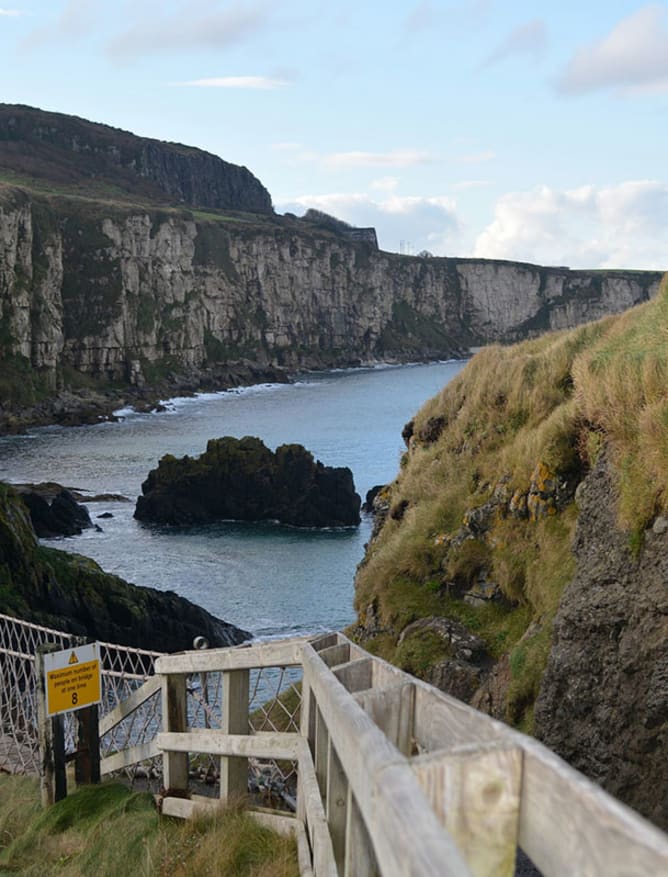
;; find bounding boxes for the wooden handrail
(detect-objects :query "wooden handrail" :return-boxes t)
[110,631,668,877]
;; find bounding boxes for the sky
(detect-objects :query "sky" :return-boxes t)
[1,0,667,270]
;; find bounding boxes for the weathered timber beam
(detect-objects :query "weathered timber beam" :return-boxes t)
[98,675,161,736]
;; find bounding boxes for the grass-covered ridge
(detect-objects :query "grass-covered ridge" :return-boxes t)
[353,274,668,729]
[0,777,298,876]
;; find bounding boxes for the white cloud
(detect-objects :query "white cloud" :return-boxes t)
[457,150,495,164]
[322,149,434,169]
[0,8,22,16]
[108,2,272,60]
[557,4,668,96]
[276,192,460,256]
[474,181,668,269]
[482,19,547,67]
[175,76,287,89]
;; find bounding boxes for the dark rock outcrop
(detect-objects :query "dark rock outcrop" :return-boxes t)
[534,455,668,830]
[0,483,249,651]
[0,104,272,213]
[135,436,361,528]
[15,485,93,537]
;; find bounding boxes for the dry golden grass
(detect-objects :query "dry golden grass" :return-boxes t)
[354,272,668,727]
[0,778,298,877]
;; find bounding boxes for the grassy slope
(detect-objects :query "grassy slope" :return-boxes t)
[0,778,297,877]
[353,274,668,729]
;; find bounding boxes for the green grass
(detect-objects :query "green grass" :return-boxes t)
[353,273,668,726]
[0,778,298,877]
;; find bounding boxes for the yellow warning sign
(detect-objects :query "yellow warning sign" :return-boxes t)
[44,643,101,717]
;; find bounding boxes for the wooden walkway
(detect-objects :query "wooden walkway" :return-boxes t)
[98,632,668,877]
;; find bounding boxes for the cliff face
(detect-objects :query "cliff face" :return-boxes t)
[534,455,668,830]
[0,187,662,417]
[0,104,272,213]
[350,283,668,829]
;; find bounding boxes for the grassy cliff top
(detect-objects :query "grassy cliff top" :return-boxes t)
[0,103,273,214]
[354,273,668,727]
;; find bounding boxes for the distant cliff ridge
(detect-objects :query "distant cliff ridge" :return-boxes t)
[0,187,661,418]
[0,106,664,429]
[0,104,272,213]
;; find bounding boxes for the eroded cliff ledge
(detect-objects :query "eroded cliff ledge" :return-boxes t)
[0,183,662,431]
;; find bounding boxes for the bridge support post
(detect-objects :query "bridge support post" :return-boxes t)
[36,644,67,807]
[220,668,249,802]
[162,673,188,793]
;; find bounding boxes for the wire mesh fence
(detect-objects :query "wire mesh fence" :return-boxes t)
[0,612,302,804]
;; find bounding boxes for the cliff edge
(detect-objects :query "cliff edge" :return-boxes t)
[0,104,272,213]
[351,276,668,829]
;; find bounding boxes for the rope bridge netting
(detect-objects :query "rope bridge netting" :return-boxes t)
[0,612,302,801]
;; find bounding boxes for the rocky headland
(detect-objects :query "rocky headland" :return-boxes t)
[351,278,668,830]
[135,436,361,528]
[0,105,663,433]
[0,482,249,651]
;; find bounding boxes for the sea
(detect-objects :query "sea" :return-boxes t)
[0,361,464,640]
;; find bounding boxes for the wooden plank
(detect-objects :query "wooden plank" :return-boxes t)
[100,740,160,775]
[314,704,329,798]
[412,743,522,877]
[412,681,507,752]
[317,643,351,668]
[160,796,213,820]
[155,637,307,674]
[220,668,249,802]
[309,632,340,652]
[249,809,298,836]
[99,675,161,736]
[373,762,473,877]
[326,739,348,873]
[518,739,668,876]
[161,674,188,792]
[294,820,314,877]
[157,730,301,760]
[333,658,373,693]
[344,787,377,877]
[297,739,338,877]
[303,645,473,877]
[354,683,415,756]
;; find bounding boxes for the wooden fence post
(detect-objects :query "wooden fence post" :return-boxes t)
[161,673,189,793]
[36,644,66,807]
[220,668,249,802]
[75,704,101,786]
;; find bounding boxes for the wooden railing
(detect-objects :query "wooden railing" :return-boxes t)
[110,631,668,877]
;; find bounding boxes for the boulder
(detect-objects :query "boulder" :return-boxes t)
[18,487,93,537]
[135,436,361,528]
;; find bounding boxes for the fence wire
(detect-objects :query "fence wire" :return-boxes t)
[0,613,302,803]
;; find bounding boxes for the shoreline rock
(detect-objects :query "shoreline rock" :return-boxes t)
[0,362,291,435]
[0,482,249,652]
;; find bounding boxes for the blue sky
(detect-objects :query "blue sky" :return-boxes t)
[1,1,667,269]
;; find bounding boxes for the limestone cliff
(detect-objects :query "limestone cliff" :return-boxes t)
[351,281,668,829]
[0,184,662,429]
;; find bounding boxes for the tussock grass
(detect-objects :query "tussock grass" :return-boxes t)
[354,273,668,726]
[0,778,298,877]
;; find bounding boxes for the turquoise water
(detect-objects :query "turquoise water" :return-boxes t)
[0,362,464,638]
